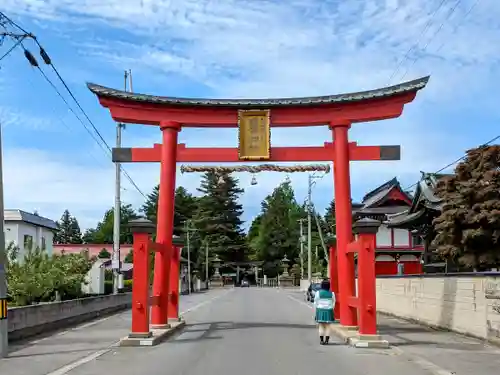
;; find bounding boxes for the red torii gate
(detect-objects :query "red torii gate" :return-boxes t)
[88,76,429,345]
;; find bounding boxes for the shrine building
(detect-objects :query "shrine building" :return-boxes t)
[353,177,424,275]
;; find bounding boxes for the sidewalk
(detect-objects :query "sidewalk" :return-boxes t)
[0,289,228,375]
[285,289,500,375]
[378,314,500,375]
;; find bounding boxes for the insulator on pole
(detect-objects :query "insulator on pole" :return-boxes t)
[39,47,51,64]
[23,49,38,67]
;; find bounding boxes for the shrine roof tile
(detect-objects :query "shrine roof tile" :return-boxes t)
[87,76,429,108]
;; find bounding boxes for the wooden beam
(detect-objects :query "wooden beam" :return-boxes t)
[112,143,401,163]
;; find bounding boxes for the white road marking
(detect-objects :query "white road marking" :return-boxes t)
[45,349,110,375]
[391,347,455,375]
[43,290,232,375]
[287,294,313,309]
[181,288,234,316]
[29,315,116,344]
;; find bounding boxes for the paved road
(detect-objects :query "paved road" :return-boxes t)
[56,288,436,375]
[4,288,500,375]
[0,290,228,375]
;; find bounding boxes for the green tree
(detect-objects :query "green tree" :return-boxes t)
[247,214,263,261]
[251,180,304,276]
[6,243,92,305]
[83,204,139,244]
[98,248,111,259]
[54,210,83,244]
[432,145,500,270]
[323,200,336,236]
[124,249,133,263]
[141,185,199,236]
[192,171,246,264]
[141,185,159,223]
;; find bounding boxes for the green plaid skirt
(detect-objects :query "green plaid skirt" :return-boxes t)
[315,308,335,323]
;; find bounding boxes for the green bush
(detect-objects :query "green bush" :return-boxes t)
[104,280,113,295]
[103,279,132,294]
[123,279,133,292]
[6,243,93,305]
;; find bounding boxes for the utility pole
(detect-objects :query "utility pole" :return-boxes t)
[184,220,197,294]
[307,175,313,283]
[298,219,305,279]
[112,70,130,294]
[0,124,8,358]
[205,242,209,289]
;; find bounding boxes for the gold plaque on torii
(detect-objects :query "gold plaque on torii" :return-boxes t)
[238,109,271,160]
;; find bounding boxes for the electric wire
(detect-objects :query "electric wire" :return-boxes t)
[387,0,450,85]
[403,133,500,191]
[398,0,464,83]
[0,11,146,198]
[0,36,24,62]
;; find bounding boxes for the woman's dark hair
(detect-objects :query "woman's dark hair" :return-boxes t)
[320,279,330,291]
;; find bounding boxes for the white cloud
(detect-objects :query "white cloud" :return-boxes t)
[1,0,499,230]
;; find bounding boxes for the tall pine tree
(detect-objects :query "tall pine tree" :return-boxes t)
[252,180,304,276]
[82,204,139,244]
[141,186,199,236]
[192,171,246,263]
[54,210,83,244]
[323,200,336,235]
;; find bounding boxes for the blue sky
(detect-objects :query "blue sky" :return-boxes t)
[1,0,499,231]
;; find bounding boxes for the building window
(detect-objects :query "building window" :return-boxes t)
[24,235,33,250]
[412,234,424,247]
[41,237,46,250]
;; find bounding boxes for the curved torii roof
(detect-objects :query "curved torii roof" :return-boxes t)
[87,76,429,108]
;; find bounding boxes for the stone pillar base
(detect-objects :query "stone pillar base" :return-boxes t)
[211,275,224,288]
[128,331,152,339]
[348,334,390,349]
[279,275,294,288]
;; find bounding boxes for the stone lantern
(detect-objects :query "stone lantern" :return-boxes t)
[281,254,290,276]
[211,254,224,288]
[279,254,294,288]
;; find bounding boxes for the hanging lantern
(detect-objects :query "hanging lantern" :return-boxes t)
[250,175,258,185]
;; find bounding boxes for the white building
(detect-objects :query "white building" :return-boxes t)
[4,209,57,258]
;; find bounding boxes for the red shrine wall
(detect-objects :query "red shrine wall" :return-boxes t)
[374,224,423,276]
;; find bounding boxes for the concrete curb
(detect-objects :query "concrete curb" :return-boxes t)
[119,320,186,347]
[330,324,390,349]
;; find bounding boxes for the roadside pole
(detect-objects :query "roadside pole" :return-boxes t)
[205,242,209,289]
[112,70,130,294]
[0,123,8,357]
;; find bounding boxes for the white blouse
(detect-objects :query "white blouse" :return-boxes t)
[314,290,336,310]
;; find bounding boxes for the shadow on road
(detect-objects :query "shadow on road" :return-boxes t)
[171,321,316,344]
[5,346,110,359]
[378,319,488,350]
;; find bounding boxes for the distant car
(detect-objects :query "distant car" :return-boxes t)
[240,280,250,287]
[306,283,321,302]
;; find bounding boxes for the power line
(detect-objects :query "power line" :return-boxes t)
[398,0,465,83]
[0,11,146,198]
[403,133,500,191]
[387,0,450,85]
[0,36,24,62]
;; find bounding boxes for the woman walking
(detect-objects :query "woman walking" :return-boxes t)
[313,279,336,345]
